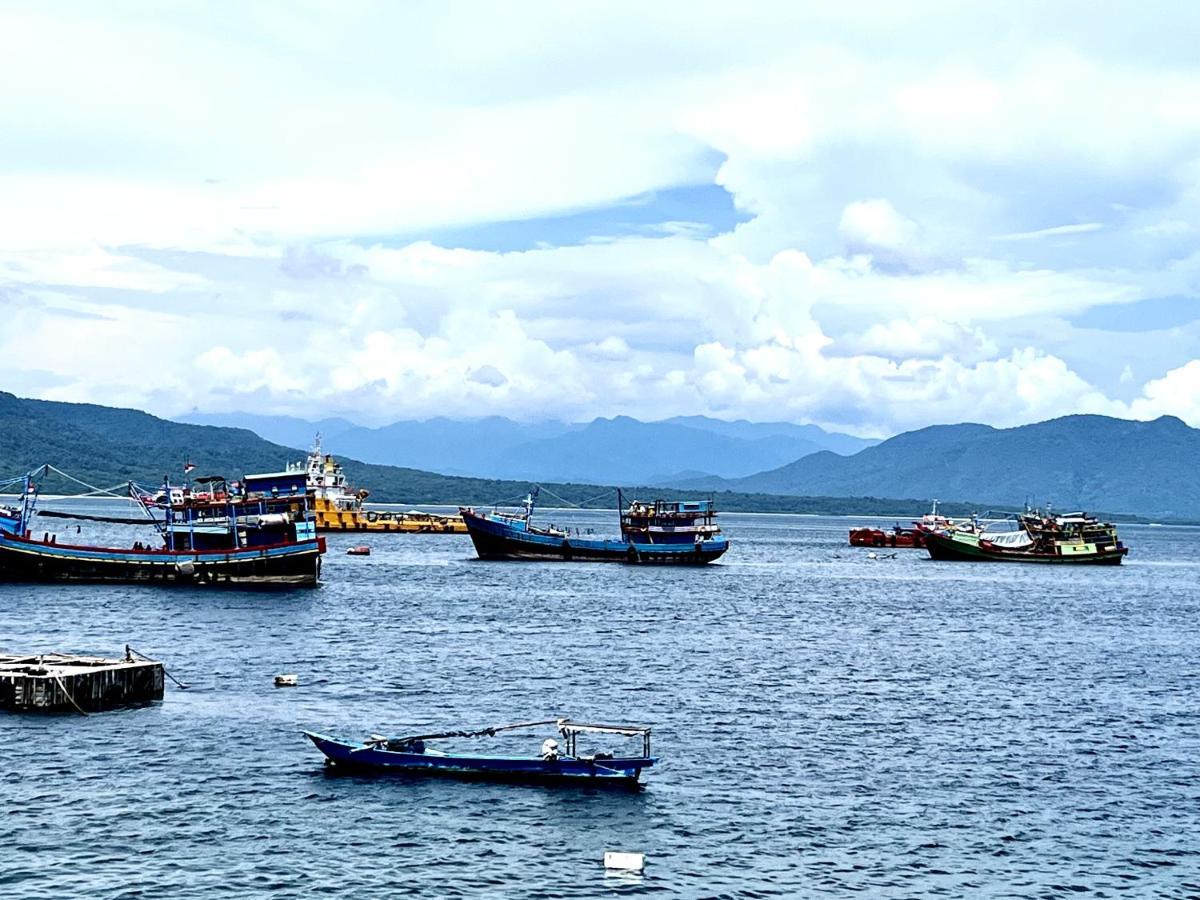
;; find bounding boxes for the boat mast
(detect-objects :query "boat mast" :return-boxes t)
[18,467,44,535]
[163,475,175,552]
[129,482,168,540]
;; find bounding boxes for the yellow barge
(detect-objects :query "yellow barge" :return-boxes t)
[295,439,467,534]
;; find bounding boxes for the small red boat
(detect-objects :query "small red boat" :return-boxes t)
[346,545,371,556]
[849,501,958,549]
[849,525,926,549]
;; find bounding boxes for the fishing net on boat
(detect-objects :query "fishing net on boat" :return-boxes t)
[982,530,1035,548]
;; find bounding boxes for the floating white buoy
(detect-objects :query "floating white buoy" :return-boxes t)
[867,551,878,560]
[604,851,645,872]
[274,673,298,687]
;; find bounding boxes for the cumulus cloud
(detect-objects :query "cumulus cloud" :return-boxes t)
[3,3,1200,438]
[1125,360,1200,424]
[837,318,998,362]
[839,200,918,255]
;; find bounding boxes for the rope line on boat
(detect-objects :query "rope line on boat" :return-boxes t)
[125,645,189,690]
[39,465,132,499]
[489,491,533,508]
[573,488,619,509]
[53,675,89,717]
[387,717,564,744]
[530,486,578,508]
[36,510,164,526]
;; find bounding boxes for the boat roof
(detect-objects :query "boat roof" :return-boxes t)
[557,719,650,737]
[390,717,651,743]
[627,499,712,512]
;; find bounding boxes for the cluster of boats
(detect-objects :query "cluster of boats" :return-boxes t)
[2,438,1139,787]
[0,440,730,587]
[850,502,1129,565]
[301,441,466,534]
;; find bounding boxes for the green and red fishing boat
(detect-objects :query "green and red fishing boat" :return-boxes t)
[924,509,1128,565]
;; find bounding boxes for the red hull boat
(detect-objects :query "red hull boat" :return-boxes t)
[849,526,926,549]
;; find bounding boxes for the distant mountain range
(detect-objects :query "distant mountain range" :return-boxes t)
[0,392,923,516]
[675,414,1200,519]
[177,412,877,482]
[8,393,1198,519]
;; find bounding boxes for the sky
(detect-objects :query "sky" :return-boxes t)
[2,2,1200,437]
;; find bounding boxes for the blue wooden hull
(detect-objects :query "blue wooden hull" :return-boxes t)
[0,531,324,586]
[304,732,655,786]
[461,509,728,564]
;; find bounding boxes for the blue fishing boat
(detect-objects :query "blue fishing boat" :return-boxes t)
[304,718,656,787]
[460,488,729,564]
[0,464,325,586]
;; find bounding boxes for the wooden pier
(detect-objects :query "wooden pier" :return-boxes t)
[0,649,164,713]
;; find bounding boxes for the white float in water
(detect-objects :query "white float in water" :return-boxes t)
[604,851,645,872]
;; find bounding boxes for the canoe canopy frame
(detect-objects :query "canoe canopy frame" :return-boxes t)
[374,717,652,760]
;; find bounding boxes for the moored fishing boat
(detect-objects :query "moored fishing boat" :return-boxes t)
[849,501,963,548]
[0,465,325,585]
[296,437,467,534]
[911,499,956,535]
[849,524,926,548]
[304,718,656,787]
[460,488,729,564]
[924,509,1128,564]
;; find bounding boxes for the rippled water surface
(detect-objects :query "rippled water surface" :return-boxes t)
[2,511,1199,898]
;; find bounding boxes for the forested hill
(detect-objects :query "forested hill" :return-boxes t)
[677,414,1200,519]
[0,392,968,516]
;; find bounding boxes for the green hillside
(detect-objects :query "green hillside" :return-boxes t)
[0,392,970,517]
[680,414,1200,519]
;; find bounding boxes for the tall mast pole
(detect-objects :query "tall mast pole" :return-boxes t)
[163,475,175,552]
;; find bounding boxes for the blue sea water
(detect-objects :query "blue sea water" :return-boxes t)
[1,510,1198,898]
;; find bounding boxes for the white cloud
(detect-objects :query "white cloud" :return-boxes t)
[3,3,1200,437]
[993,223,1104,241]
[839,199,919,255]
[839,318,998,362]
[1125,360,1200,425]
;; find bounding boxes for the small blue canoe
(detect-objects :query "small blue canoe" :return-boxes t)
[304,718,656,787]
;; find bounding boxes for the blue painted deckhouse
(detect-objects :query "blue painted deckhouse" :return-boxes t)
[459,488,729,564]
[0,464,324,586]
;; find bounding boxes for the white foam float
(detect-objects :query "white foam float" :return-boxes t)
[604,851,645,872]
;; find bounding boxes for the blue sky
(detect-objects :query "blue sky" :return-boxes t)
[2,1,1200,436]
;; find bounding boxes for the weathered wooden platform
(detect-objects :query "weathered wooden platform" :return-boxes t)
[0,650,164,713]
